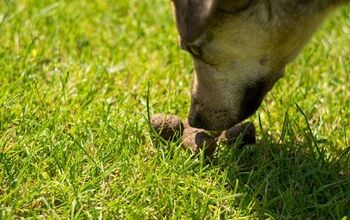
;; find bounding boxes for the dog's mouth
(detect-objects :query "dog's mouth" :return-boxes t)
[188,77,271,131]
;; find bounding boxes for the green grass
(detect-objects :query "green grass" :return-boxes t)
[0,0,349,219]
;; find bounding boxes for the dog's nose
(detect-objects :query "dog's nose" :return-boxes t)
[188,113,203,128]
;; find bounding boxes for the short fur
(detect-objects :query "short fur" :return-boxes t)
[171,0,349,131]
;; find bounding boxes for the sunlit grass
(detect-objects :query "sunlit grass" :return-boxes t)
[0,0,349,218]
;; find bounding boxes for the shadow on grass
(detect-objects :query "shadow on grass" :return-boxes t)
[147,107,350,218]
[213,133,350,219]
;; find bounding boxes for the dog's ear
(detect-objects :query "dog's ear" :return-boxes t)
[172,0,217,43]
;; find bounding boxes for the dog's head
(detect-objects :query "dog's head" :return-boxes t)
[172,0,325,131]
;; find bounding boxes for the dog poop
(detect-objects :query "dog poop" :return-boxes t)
[150,113,184,140]
[150,113,256,157]
[182,122,217,156]
[217,122,256,146]
[150,114,217,156]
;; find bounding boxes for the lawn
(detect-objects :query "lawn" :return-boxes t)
[0,0,349,219]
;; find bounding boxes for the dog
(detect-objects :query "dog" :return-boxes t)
[171,0,349,131]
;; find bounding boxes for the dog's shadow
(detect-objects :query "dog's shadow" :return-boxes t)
[209,134,350,219]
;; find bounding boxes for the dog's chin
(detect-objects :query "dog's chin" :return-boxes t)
[190,117,239,132]
[205,121,239,132]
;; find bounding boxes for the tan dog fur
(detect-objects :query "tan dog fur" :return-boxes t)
[171,0,349,131]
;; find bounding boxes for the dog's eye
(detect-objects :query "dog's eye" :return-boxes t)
[182,44,201,57]
[189,46,201,57]
[187,46,208,62]
[180,41,201,56]
[181,43,216,66]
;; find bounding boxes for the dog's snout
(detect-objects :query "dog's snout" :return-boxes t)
[188,113,204,128]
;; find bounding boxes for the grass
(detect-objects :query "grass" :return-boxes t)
[0,0,349,218]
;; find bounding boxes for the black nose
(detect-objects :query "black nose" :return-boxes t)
[188,113,203,128]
